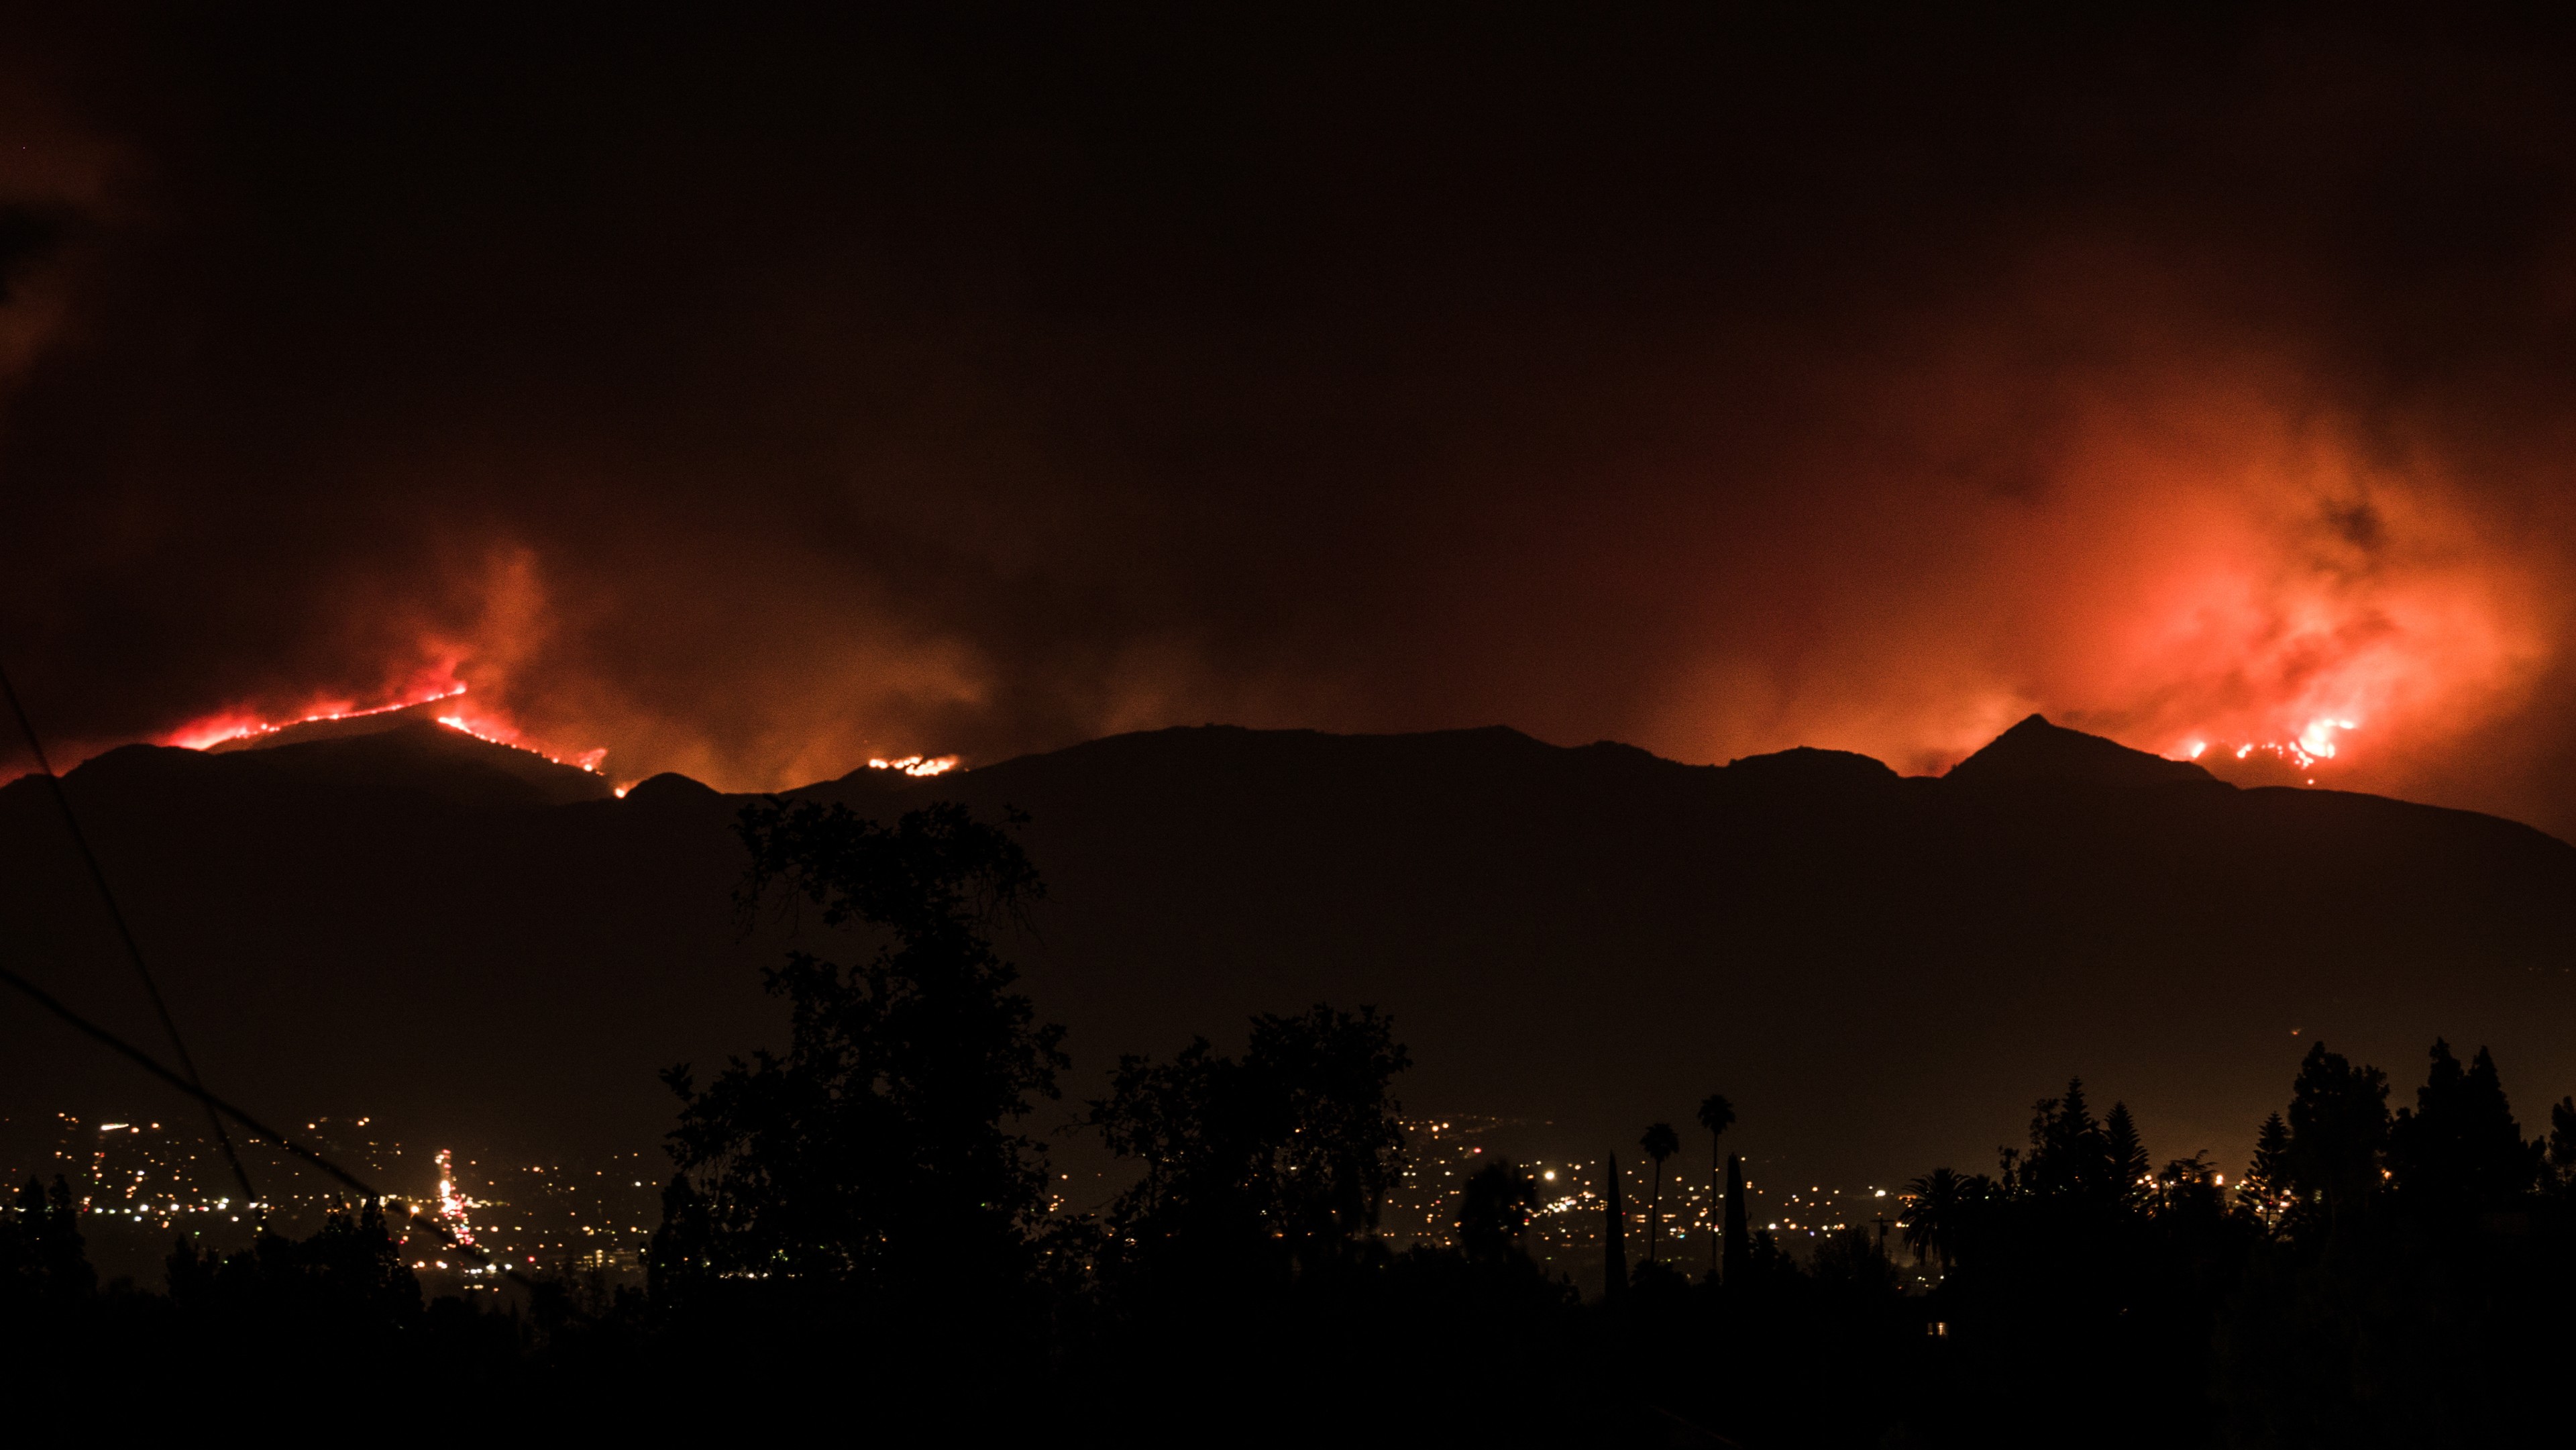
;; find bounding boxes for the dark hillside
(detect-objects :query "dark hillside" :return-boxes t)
[3,715,2572,1195]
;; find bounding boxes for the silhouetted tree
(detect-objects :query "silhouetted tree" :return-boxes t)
[2218,1044,2573,1445]
[2243,1111,2293,1227]
[2023,1079,2111,1202]
[1900,1166,1978,1273]
[1094,1004,1411,1284]
[2282,1041,2390,1237]
[2548,1096,2576,1198]
[1697,1093,1734,1276]
[1640,1121,1678,1265]
[1456,1158,1541,1263]
[1811,1223,1898,1294]
[1721,1152,1748,1286]
[652,800,1067,1314]
[168,1200,421,1336]
[2386,1039,2538,1226]
[2103,1102,2149,1205]
[0,1176,93,1310]
[1603,1151,1627,1299]
[2156,1153,2224,1221]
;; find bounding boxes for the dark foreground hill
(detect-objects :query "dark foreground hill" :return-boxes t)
[5,713,2574,1194]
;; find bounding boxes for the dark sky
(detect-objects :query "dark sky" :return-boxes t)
[9,7,2576,831]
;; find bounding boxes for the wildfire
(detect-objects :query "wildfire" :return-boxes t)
[867,754,959,778]
[2171,716,2360,778]
[163,674,608,774]
[433,709,608,773]
[166,686,463,751]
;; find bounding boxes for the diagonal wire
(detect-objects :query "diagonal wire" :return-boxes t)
[0,957,533,1288]
[0,660,260,1210]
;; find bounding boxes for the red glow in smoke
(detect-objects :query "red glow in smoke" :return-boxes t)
[1644,352,2557,799]
[2047,445,2542,788]
[160,662,608,775]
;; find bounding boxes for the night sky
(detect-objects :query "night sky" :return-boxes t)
[9,9,2576,833]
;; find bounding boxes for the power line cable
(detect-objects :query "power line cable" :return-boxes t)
[0,957,532,1288]
[0,660,260,1210]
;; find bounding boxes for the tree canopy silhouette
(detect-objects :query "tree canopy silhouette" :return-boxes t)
[1898,1166,1985,1273]
[1456,1157,1542,1264]
[650,799,1068,1312]
[2282,1041,2390,1237]
[2385,1039,2538,1225]
[1092,1004,1411,1288]
[0,1176,92,1312]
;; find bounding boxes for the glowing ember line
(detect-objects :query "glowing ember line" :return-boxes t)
[433,712,608,774]
[166,686,465,751]
[164,676,607,776]
[867,754,959,777]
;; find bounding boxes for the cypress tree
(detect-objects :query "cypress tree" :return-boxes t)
[1721,1152,1748,1286]
[2549,1098,2576,1196]
[1603,1151,1628,1299]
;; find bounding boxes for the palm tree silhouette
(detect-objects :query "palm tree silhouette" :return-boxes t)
[1697,1093,1735,1275]
[1640,1122,1680,1265]
[1900,1166,1980,1274]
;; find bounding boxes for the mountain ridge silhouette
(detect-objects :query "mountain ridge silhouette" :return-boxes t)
[1942,713,2221,791]
[4,715,2572,1191]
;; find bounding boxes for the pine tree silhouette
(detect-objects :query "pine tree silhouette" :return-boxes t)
[2104,1102,2149,1204]
[2548,1097,2576,1197]
[2387,1040,2540,1226]
[2246,1111,2294,1226]
[2284,1041,2391,1238]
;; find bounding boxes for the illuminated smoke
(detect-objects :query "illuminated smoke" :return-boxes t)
[164,674,608,776]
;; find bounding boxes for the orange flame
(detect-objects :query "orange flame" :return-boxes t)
[161,673,608,775]
[165,684,462,752]
[867,754,959,778]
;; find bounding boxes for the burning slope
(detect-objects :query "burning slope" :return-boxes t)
[166,671,609,777]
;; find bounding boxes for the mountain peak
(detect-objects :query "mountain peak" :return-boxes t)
[1943,714,2219,791]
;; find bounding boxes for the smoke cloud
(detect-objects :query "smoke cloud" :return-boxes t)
[8,11,2576,831]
